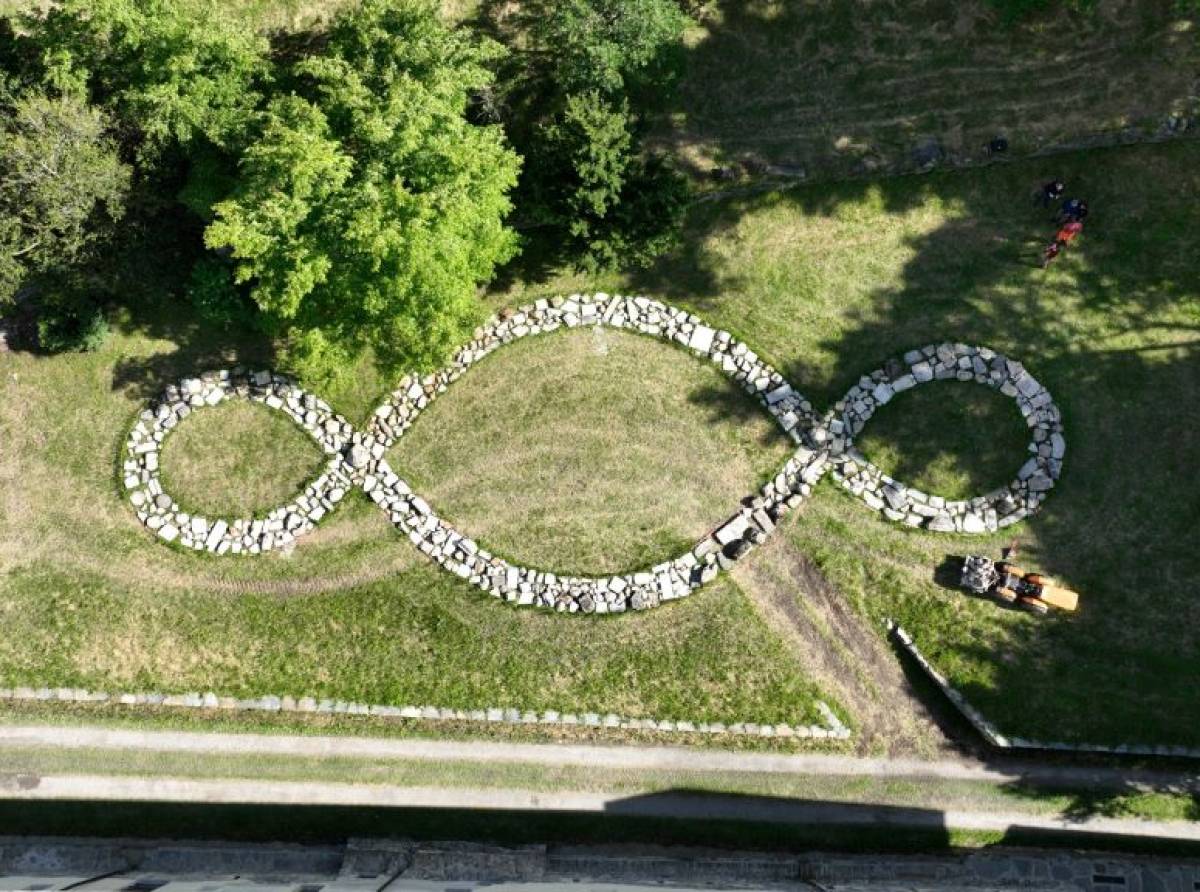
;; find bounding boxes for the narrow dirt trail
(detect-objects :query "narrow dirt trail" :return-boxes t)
[732,536,957,758]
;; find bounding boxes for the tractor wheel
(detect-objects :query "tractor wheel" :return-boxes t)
[1019,596,1049,616]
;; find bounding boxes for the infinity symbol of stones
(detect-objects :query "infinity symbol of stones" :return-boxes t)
[124,294,1065,614]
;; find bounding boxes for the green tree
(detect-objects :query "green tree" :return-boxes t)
[0,86,130,306]
[533,0,689,97]
[540,91,632,231]
[20,0,270,154]
[206,0,521,381]
[517,0,690,270]
[535,90,682,269]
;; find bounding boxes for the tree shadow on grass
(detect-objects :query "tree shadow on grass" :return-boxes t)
[108,296,277,402]
[684,380,790,449]
[827,155,1200,744]
[652,0,1198,183]
[632,139,1200,748]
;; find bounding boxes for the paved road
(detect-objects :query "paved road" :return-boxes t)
[5,773,1200,842]
[2,724,1198,792]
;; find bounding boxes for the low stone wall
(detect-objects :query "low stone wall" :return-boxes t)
[123,293,1064,614]
[888,621,1200,759]
[0,685,851,741]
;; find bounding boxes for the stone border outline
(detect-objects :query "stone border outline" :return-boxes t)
[888,621,1200,759]
[0,686,851,741]
[122,293,1065,614]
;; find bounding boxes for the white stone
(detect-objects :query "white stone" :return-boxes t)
[204,520,228,551]
[714,515,750,545]
[688,325,715,354]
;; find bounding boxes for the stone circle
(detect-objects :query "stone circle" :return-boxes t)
[122,293,1064,613]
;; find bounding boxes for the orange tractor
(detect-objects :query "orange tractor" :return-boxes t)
[960,554,1079,615]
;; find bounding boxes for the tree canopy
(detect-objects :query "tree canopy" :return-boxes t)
[0,0,692,369]
[533,0,690,98]
[516,0,690,271]
[206,0,521,380]
[0,86,130,305]
[23,0,270,153]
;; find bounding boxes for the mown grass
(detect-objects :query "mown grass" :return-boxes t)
[492,139,1200,748]
[4,744,1198,823]
[391,327,791,575]
[852,382,1032,500]
[0,301,827,728]
[659,0,1197,181]
[640,140,1200,748]
[4,140,1199,751]
[160,400,329,518]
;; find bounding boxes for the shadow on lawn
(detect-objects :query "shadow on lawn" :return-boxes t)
[630,139,1200,748]
[107,298,276,403]
[652,0,1197,181]
[844,153,1198,747]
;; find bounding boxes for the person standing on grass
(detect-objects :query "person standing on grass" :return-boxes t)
[1058,197,1089,223]
[1038,180,1066,207]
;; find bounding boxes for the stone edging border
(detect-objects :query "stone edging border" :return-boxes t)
[0,686,851,741]
[122,293,1065,614]
[887,621,1200,759]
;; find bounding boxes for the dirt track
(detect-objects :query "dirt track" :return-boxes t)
[733,536,957,758]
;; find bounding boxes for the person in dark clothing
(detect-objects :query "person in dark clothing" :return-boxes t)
[1038,180,1065,206]
[1058,197,1089,223]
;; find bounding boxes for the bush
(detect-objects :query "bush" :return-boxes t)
[35,285,108,352]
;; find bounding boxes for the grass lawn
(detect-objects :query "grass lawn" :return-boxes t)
[608,139,1197,748]
[0,297,829,730]
[5,140,1200,750]
[658,0,1198,181]
[4,743,1198,824]
[487,139,1200,749]
[160,400,330,519]
[391,326,791,575]
[1,31,1198,751]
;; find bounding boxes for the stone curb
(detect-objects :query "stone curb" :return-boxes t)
[887,621,1200,759]
[121,294,1064,615]
[0,686,852,742]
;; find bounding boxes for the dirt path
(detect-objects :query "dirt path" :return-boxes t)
[733,536,954,758]
[5,773,1200,842]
